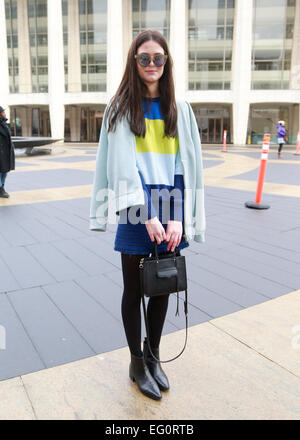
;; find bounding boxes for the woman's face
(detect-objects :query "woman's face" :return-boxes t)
[136,40,165,89]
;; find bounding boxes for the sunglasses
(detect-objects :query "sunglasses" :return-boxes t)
[135,53,168,67]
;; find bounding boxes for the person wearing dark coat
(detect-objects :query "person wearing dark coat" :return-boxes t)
[0,106,15,198]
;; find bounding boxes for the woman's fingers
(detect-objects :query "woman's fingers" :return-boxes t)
[165,221,182,251]
[147,218,182,249]
[149,231,155,242]
[155,233,162,244]
[167,232,177,251]
[154,227,166,244]
[145,217,166,244]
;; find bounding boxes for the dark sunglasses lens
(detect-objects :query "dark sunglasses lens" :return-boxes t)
[139,55,150,66]
[154,55,165,66]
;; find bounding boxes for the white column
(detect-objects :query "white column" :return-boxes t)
[68,0,81,92]
[17,0,32,93]
[291,0,300,90]
[170,0,187,99]
[107,0,124,99]
[47,0,65,140]
[70,106,81,141]
[0,0,10,118]
[291,0,300,146]
[122,0,132,65]
[231,0,253,145]
[19,107,32,136]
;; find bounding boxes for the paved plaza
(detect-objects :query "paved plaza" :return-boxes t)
[0,142,300,419]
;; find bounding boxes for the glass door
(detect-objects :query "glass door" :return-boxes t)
[81,109,88,142]
[95,114,102,141]
[88,110,96,141]
[81,108,104,142]
[208,118,222,143]
[199,118,208,143]
[208,118,215,142]
[199,117,223,143]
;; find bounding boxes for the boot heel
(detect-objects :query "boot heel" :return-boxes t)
[129,364,136,382]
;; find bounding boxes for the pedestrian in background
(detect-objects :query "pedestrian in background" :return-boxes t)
[277,120,287,158]
[90,30,205,400]
[0,106,15,198]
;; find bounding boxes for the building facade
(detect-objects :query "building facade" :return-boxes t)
[0,0,300,144]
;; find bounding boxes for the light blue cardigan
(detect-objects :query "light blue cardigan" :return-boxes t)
[89,99,205,243]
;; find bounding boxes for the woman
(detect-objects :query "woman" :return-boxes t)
[277,120,286,158]
[90,30,205,400]
[0,106,15,198]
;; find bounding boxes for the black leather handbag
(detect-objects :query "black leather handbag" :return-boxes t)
[139,242,188,363]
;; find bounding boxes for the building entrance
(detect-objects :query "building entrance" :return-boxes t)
[81,109,103,142]
[199,118,222,143]
[248,104,300,145]
[10,107,51,137]
[191,106,231,144]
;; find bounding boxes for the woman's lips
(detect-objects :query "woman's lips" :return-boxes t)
[146,70,157,73]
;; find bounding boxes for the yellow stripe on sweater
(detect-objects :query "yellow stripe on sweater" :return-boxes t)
[135,118,179,155]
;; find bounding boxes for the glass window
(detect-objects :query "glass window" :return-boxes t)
[254,24,285,39]
[132,0,170,41]
[5,0,18,93]
[10,108,22,136]
[28,0,48,93]
[251,0,295,89]
[79,0,107,92]
[36,1,47,16]
[62,0,67,15]
[62,0,69,92]
[188,0,235,90]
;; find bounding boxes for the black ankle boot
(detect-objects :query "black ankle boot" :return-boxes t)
[0,186,9,198]
[143,338,169,391]
[129,354,162,400]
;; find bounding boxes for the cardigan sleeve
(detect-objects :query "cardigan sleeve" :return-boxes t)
[89,106,109,231]
[187,102,206,243]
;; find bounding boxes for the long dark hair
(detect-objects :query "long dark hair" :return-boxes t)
[106,30,177,138]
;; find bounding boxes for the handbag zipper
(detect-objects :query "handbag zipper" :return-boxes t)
[139,258,144,268]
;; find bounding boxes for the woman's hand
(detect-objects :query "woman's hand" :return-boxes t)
[145,216,166,245]
[165,220,182,252]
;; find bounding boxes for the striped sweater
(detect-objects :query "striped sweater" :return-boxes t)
[114,97,189,255]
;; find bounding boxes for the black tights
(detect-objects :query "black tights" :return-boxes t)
[121,252,175,357]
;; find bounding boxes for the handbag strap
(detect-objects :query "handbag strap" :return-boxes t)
[141,290,188,364]
[151,241,176,260]
[141,241,188,364]
[141,242,188,363]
